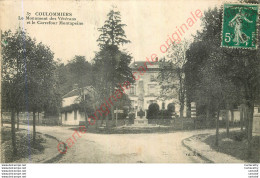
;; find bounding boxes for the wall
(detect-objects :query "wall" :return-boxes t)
[61,110,85,125]
[219,109,241,122]
[79,119,126,128]
[42,116,60,125]
[253,107,260,136]
[2,111,44,124]
[126,66,188,117]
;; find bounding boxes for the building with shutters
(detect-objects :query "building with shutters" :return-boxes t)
[126,61,182,115]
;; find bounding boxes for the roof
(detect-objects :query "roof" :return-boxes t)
[62,86,94,98]
[130,61,159,69]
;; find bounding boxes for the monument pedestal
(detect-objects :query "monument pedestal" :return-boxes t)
[133,110,148,125]
[134,117,148,125]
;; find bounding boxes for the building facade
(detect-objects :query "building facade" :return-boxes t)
[126,61,180,115]
[61,86,94,125]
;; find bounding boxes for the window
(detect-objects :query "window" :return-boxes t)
[148,84,157,95]
[65,112,67,121]
[74,110,77,120]
[150,73,157,82]
[130,85,136,95]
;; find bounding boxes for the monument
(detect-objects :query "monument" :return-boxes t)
[134,108,148,125]
[133,80,148,125]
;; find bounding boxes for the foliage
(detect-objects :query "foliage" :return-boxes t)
[185,5,260,156]
[158,110,173,119]
[1,28,61,146]
[97,7,130,48]
[113,93,131,110]
[185,6,257,116]
[158,40,189,117]
[147,103,160,119]
[1,128,46,163]
[92,7,134,125]
[1,29,33,112]
[167,103,175,113]
[55,56,93,96]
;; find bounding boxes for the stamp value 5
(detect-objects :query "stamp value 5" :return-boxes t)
[222,3,258,49]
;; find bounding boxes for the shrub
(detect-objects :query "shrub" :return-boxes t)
[232,131,246,141]
[167,103,175,113]
[129,113,135,120]
[158,110,172,119]
[147,103,160,119]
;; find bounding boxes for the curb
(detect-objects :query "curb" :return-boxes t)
[41,133,67,163]
[182,137,214,163]
[3,126,66,163]
[182,134,245,163]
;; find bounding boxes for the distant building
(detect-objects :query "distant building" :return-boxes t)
[61,85,94,125]
[126,61,181,115]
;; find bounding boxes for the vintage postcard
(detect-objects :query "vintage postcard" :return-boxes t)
[0,0,259,165]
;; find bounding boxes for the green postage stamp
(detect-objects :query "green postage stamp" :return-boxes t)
[222,3,258,49]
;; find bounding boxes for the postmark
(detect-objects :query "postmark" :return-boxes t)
[221,3,258,49]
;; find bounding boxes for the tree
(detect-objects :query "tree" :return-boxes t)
[97,7,130,48]
[1,28,36,155]
[26,41,60,144]
[159,40,189,118]
[167,103,175,113]
[92,7,134,127]
[185,5,260,157]
[2,28,60,148]
[147,103,160,119]
[67,56,92,88]
[55,56,93,96]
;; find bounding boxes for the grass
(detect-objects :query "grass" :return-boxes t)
[204,130,260,163]
[1,127,46,163]
[70,125,178,134]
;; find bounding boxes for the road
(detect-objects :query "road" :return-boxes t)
[6,125,219,163]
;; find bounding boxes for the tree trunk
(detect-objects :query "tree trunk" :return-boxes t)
[109,87,114,122]
[11,110,17,155]
[92,103,98,130]
[226,110,229,138]
[180,104,184,118]
[1,111,3,126]
[178,69,185,118]
[206,105,210,128]
[244,105,249,136]
[111,105,114,124]
[84,110,88,128]
[109,87,114,127]
[33,111,36,145]
[38,112,40,124]
[95,115,99,130]
[241,105,244,131]
[186,100,191,118]
[215,110,220,147]
[100,114,104,127]
[105,114,109,129]
[230,109,234,126]
[247,101,254,158]
[17,111,19,130]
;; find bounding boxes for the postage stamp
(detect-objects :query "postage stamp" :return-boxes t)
[222,3,258,49]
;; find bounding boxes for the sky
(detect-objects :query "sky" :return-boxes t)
[0,0,228,63]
